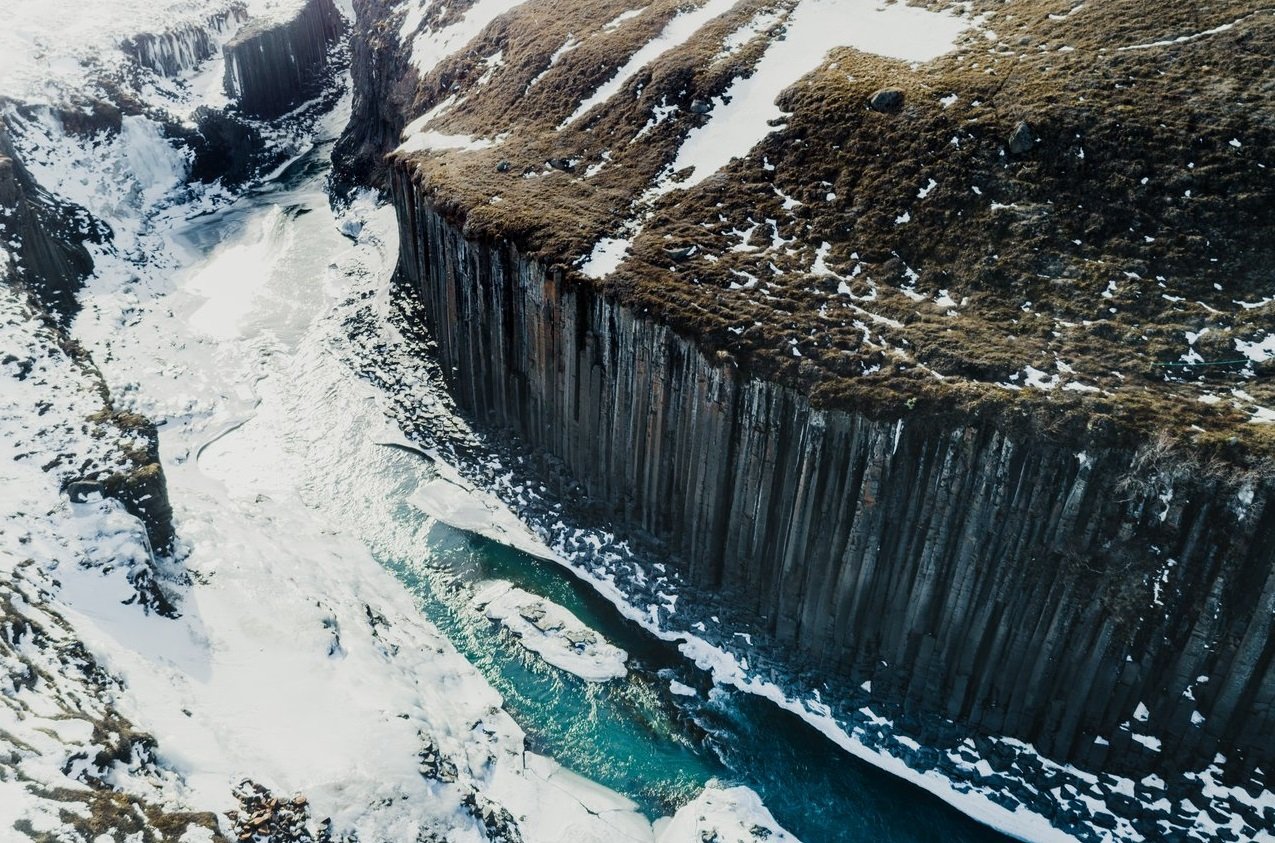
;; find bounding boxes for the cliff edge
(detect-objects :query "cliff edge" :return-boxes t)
[339,0,1275,837]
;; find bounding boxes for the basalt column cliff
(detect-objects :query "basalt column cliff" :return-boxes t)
[342,0,1275,819]
[391,173,1275,779]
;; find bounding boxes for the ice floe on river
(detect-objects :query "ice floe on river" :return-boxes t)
[474,581,629,682]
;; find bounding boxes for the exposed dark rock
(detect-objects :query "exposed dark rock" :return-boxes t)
[101,458,175,557]
[460,788,522,843]
[65,480,107,503]
[332,0,412,193]
[0,118,100,320]
[1008,121,1037,154]
[182,106,266,185]
[391,170,1275,788]
[868,88,904,112]
[223,0,345,119]
[230,780,317,843]
[71,401,176,559]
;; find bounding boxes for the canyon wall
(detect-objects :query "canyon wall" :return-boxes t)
[1,124,174,556]
[120,5,248,78]
[391,166,1275,782]
[0,122,97,318]
[223,0,344,119]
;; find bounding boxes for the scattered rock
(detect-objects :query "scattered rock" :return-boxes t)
[495,160,511,172]
[867,88,904,112]
[417,736,459,782]
[230,779,317,843]
[461,788,523,843]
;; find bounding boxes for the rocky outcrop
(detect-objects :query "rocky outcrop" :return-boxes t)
[332,0,413,193]
[223,0,345,119]
[391,165,1275,784]
[0,120,99,319]
[91,409,177,558]
[181,106,268,186]
[120,5,248,77]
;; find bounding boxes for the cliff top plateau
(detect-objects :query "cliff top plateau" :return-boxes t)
[369,0,1275,467]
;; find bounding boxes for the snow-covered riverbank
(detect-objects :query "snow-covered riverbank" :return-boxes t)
[0,4,798,838]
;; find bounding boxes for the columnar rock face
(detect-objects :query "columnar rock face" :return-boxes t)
[223,0,344,119]
[0,123,97,319]
[120,5,249,77]
[331,1,411,192]
[392,166,1275,782]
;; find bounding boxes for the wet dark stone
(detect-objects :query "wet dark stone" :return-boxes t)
[65,480,107,503]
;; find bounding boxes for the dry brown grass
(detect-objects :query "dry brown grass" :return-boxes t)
[364,0,1275,464]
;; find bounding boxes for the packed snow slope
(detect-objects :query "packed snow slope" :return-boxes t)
[341,0,1275,462]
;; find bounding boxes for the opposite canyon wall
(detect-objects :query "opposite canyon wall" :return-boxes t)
[223,0,345,119]
[391,166,1275,783]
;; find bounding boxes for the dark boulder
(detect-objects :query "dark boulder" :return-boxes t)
[868,88,905,112]
[1008,120,1038,154]
[184,107,265,185]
